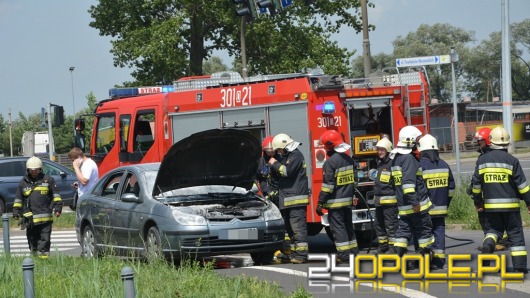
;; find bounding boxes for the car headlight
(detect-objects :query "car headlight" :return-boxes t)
[172,208,207,226]
[263,204,282,221]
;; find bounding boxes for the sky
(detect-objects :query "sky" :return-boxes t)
[1,0,528,120]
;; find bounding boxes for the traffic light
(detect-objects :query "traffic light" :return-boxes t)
[233,0,258,21]
[257,0,282,16]
[54,105,65,127]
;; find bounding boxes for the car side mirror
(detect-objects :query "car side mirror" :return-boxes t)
[121,193,143,203]
[60,171,67,178]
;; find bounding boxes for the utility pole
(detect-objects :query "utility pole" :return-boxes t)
[47,103,55,161]
[361,0,372,77]
[240,18,248,80]
[501,0,514,153]
[8,108,13,157]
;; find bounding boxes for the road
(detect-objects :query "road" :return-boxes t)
[2,227,529,297]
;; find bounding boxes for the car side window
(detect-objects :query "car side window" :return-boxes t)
[123,173,140,197]
[101,173,123,200]
[0,161,26,177]
[42,162,62,176]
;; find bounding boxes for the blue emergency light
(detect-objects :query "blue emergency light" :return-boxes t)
[109,85,175,98]
[322,101,336,114]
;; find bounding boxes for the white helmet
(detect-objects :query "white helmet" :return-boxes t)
[375,137,393,153]
[489,126,510,147]
[26,156,43,170]
[397,126,422,148]
[418,134,438,152]
[272,133,294,150]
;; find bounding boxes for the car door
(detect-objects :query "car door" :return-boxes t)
[0,160,26,212]
[90,172,124,250]
[111,171,144,250]
[41,160,77,203]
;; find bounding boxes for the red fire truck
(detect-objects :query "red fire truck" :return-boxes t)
[78,68,430,239]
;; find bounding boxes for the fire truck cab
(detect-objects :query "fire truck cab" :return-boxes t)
[80,68,430,241]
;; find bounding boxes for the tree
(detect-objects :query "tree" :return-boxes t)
[392,23,475,102]
[203,56,228,75]
[88,0,366,85]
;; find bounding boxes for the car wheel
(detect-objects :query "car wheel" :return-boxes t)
[145,226,162,261]
[81,225,99,258]
[250,251,275,265]
[0,200,6,214]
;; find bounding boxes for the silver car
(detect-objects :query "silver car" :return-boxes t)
[75,129,285,264]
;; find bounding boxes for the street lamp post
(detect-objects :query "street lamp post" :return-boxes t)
[450,47,461,182]
[69,66,76,141]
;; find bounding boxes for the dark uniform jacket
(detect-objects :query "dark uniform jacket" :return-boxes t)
[13,172,63,225]
[270,148,309,209]
[374,154,396,206]
[256,152,282,199]
[472,149,530,212]
[420,150,455,217]
[318,151,355,209]
[391,152,432,217]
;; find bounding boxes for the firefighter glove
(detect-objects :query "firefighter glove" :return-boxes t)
[316,202,325,216]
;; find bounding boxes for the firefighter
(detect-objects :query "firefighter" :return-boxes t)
[316,130,359,262]
[12,156,63,258]
[418,134,455,270]
[373,136,398,254]
[470,127,509,252]
[391,126,434,268]
[471,126,530,273]
[269,133,309,264]
[256,136,291,259]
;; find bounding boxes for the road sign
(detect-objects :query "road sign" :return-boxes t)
[281,0,293,7]
[396,55,451,67]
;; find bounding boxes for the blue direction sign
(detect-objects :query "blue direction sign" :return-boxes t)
[281,0,292,7]
[396,55,450,67]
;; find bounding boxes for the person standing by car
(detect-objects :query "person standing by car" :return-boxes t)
[12,156,62,258]
[373,136,398,254]
[391,126,434,268]
[68,147,99,200]
[269,133,309,264]
[316,130,359,262]
[417,134,455,270]
[471,126,530,273]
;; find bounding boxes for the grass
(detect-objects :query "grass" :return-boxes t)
[0,255,312,297]
[1,212,76,230]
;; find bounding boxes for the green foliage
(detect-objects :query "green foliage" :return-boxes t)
[0,255,299,297]
[88,0,363,83]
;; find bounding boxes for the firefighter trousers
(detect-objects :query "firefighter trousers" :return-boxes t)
[374,205,398,252]
[394,213,433,256]
[281,207,308,260]
[26,222,52,254]
[431,216,446,268]
[483,212,527,271]
[328,207,358,260]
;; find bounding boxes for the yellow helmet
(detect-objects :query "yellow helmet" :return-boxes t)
[418,134,438,152]
[375,137,393,152]
[489,126,510,146]
[26,156,43,170]
[272,133,294,150]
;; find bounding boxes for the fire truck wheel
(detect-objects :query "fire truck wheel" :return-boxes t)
[306,223,323,236]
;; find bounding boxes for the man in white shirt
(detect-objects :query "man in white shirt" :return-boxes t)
[68,147,99,198]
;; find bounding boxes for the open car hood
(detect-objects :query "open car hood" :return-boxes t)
[153,129,261,197]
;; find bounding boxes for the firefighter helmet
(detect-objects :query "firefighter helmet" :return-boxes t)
[261,136,274,151]
[474,127,491,146]
[489,126,510,146]
[272,133,294,150]
[320,130,343,151]
[397,126,422,148]
[418,134,438,152]
[375,137,393,152]
[26,156,43,170]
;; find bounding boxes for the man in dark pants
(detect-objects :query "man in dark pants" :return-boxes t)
[373,137,398,254]
[418,134,455,270]
[471,126,530,273]
[391,126,434,270]
[12,156,63,258]
[316,129,359,263]
[269,133,310,264]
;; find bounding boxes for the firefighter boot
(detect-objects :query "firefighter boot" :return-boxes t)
[273,251,291,264]
[482,238,496,267]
